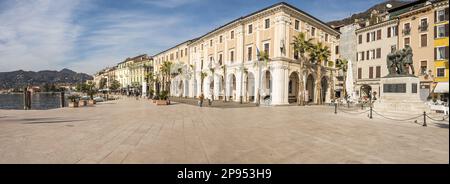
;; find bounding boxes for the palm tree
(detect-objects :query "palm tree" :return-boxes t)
[243,67,248,102]
[209,67,215,101]
[292,32,313,106]
[144,72,155,97]
[335,58,348,99]
[309,42,331,105]
[256,50,269,106]
[160,61,173,92]
[200,72,208,97]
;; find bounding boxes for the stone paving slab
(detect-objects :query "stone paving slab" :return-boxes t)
[0,98,448,164]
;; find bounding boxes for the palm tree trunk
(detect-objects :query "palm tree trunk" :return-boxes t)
[316,65,322,105]
[298,60,305,106]
[342,75,347,99]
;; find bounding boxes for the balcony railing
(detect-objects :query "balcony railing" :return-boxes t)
[418,23,428,32]
[402,28,411,36]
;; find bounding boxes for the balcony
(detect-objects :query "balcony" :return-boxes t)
[418,23,428,32]
[402,28,411,36]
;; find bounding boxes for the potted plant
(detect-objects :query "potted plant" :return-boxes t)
[80,98,87,106]
[67,94,80,108]
[87,89,97,105]
[156,90,169,105]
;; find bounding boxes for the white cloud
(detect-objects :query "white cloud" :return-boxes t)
[0,0,82,72]
[66,6,206,74]
[139,0,202,8]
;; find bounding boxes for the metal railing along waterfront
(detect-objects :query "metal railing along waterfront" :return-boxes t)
[0,92,68,110]
[332,102,449,127]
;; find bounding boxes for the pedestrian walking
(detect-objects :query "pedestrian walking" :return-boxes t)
[199,93,204,107]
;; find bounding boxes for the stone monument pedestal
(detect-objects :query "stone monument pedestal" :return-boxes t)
[374,76,429,113]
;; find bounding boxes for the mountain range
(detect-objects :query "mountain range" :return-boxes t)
[0,69,92,89]
[327,0,409,27]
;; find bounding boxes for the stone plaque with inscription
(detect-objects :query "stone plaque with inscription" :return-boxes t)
[383,83,406,93]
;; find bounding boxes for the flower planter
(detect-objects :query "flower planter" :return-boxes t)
[156,100,168,105]
[152,99,157,103]
[80,100,87,106]
[68,101,79,108]
[88,99,96,105]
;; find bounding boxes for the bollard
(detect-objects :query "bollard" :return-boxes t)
[60,91,65,108]
[334,103,337,114]
[23,88,27,110]
[361,103,364,110]
[26,91,31,110]
[423,111,427,127]
[369,106,373,119]
[347,102,350,108]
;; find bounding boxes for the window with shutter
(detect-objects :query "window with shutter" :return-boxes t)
[358,68,362,79]
[295,20,300,30]
[247,46,252,61]
[420,61,427,75]
[376,66,381,78]
[404,37,410,47]
[437,68,445,77]
[421,34,427,47]
[387,27,391,38]
[366,33,370,42]
[446,46,449,60]
[265,19,270,29]
[377,30,381,40]
[264,43,270,57]
[358,35,362,44]
[369,67,373,79]
[436,47,446,60]
[366,51,370,60]
[437,25,446,38]
[376,48,381,59]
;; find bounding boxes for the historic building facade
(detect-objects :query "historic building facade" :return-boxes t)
[432,0,449,100]
[390,0,436,100]
[355,19,399,100]
[152,40,196,96]
[160,2,340,105]
[115,54,153,90]
[92,66,117,89]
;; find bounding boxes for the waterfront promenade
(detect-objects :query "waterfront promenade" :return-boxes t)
[0,98,448,164]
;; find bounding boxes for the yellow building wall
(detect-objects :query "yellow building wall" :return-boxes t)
[433,21,449,83]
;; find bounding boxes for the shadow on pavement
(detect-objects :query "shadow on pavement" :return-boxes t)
[23,119,85,124]
[169,97,258,109]
[434,123,449,129]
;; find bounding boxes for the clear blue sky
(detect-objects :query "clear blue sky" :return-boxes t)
[0,0,390,74]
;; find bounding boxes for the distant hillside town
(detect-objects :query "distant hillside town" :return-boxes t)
[0,69,92,92]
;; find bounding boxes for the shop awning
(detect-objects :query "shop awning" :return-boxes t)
[433,82,449,93]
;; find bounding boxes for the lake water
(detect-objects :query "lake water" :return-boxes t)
[0,93,68,110]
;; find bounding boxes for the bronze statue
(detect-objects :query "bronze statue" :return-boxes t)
[403,45,414,75]
[386,45,415,77]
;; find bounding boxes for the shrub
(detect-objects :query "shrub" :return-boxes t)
[67,94,80,102]
[159,90,169,100]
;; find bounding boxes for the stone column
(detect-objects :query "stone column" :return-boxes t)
[224,32,229,101]
[271,64,289,105]
[235,67,243,102]
[214,73,220,98]
[236,25,245,103]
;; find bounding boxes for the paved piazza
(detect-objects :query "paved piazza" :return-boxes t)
[0,98,448,164]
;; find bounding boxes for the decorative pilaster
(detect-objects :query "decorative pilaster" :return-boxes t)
[274,13,290,58]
